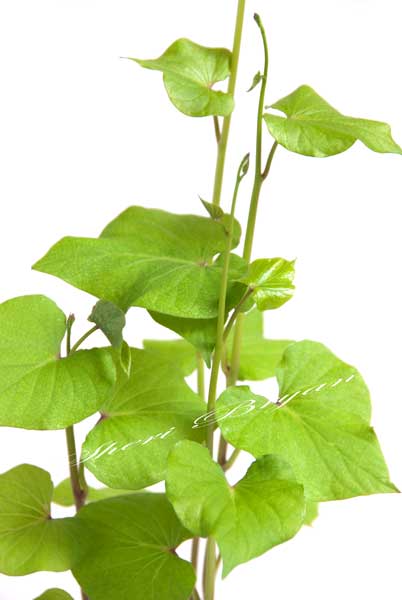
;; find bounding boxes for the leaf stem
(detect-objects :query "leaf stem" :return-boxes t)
[212,0,246,206]
[222,287,253,343]
[196,352,205,401]
[213,116,221,144]
[70,324,99,354]
[223,447,242,472]
[65,426,86,512]
[203,537,217,600]
[229,15,277,390]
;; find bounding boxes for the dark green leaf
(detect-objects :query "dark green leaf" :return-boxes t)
[0,464,81,575]
[239,258,295,310]
[72,494,195,600]
[167,441,305,576]
[217,341,398,501]
[33,207,242,319]
[226,309,293,380]
[89,299,126,348]
[81,348,206,490]
[0,295,115,430]
[264,85,402,157]
[131,39,233,117]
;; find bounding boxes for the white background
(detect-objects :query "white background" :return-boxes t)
[0,0,401,598]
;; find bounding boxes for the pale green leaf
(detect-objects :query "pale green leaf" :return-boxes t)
[0,464,81,576]
[34,590,73,600]
[53,478,133,507]
[167,441,305,576]
[0,295,115,430]
[89,299,126,348]
[81,348,206,490]
[247,71,263,92]
[304,501,319,526]
[226,309,293,380]
[72,493,195,600]
[217,341,397,501]
[33,207,243,319]
[200,197,224,220]
[264,85,402,157]
[240,258,295,310]
[143,338,197,376]
[131,39,233,117]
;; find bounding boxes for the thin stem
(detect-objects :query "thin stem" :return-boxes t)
[192,588,202,600]
[217,436,228,466]
[223,448,242,472]
[70,325,98,354]
[222,287,253,343]
[203,537,217,600]
[191,536,200,572]
[196,352,205,401]
[213,116,221,144]
[229,16,276,389]
[65,426,86,512]
[212,0,246,206]
[206,155,249,452]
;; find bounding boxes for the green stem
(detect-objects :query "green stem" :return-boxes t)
[223,447,242,472]
[203,537,217,600]
[206,155,249,452]
[196,352,205,401]
[229,15,277,390]
[212,0,246,206]
[70,324,98,354]
[65,426,85,512]
[222,287,253,343]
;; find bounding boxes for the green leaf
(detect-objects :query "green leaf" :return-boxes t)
[143,338,197,376]
[33,206,243,319]
[0,295,115,430]
[247,71,263,92]
[264,85,402,157]
[240,258,295,310]
[81,348,206,490]
[304,501,319,526]
[150,311,217,367]
[72,493,195,600]
[167,441,305,576]
[89,299,126,348]
[226,309,294,380]
[0,464,81,575]
[53,478,133,507]
[34,590,73,600]
[217,341,398,501]
[131,39,233,117]
[200,197,224,220]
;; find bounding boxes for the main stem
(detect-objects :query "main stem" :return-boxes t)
[212,0,246,207]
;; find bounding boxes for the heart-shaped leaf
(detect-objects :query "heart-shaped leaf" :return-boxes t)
[142,338,197,376]
[264,85,402,157]
[239,258,295,310]
[89,299,126,348]
[217,341,397,501]
[226,308,293,380]
[34,590,73,600]
[0,295,115,429]
[72,493,195,600]
[0,464,81,575]
[81,348,206,490]
[33,207,243,319]
[167,441,305,576]
[131,39,233,117]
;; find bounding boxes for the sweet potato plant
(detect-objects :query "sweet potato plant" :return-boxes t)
[0,2,399,599]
